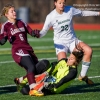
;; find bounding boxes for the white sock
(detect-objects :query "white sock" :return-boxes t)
[29,83,36,90]
[80,61,91,77]
[19,77,24,83]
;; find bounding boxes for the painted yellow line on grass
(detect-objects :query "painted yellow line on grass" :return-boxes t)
[0,50,55,55]
[0,47,100,55]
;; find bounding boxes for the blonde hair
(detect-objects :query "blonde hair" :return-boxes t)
[0,4,14,18]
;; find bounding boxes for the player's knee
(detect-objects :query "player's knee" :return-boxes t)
[85,47,92,56]
[42,60,50,69]
[36,60,50,74]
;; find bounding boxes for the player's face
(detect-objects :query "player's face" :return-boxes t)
[55,0,65,13]
[5,7,16,21]
[67,54,76,66]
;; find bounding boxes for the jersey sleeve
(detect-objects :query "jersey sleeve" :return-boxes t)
[55,67,77,88]
[40,15,52,38]
[80,11,99,16]
[0,24,8,45]
[21,20,33,36]
[72,6,99,16]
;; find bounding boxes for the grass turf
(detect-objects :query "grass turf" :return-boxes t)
[0,30,100,100]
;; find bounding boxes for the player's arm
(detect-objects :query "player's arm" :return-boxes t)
[46,67,77,90]
[55,67,77,88]
[21,20,40,37]
[39,15,52,38]
[0,25,8,45]
[81,11,100,16]
[25,15,52,38]
[0,35,7,45]
[72,6,100,16]
[47,61,58,75]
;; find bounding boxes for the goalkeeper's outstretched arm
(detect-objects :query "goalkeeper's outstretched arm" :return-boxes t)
[55,67,77,88]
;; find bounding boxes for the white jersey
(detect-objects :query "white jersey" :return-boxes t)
[40,6,99,44]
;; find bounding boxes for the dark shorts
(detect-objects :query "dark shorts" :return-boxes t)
[12,48,38,64]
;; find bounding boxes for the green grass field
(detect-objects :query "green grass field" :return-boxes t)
[0,30,100,100]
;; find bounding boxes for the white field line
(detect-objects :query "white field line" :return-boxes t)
[28,36,100,42]
[0,75,100,89]
[0,55,100,64]
[0,43,100,51]
[0,57,57,64]
[81,36,100,39]
[75,75,100,80]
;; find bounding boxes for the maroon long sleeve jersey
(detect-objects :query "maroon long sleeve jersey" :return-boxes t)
[0,19,34,52]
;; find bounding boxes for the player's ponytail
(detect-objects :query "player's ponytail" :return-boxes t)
[53,0,57,9]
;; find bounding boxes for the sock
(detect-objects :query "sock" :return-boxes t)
[29,83,37,90]
[18,75,27,83]
[18,77,23,83]
[80,61,91,77]
[27,73,36,84]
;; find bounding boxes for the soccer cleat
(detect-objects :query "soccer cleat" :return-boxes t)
[78,75,94,85]
[29,89,44,96]
[35,72,48,83]
[14,78,28,92]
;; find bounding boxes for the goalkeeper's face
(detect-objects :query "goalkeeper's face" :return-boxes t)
[67,54,76,66]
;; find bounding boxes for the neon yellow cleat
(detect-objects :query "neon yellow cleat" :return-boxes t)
[14,78,28,92]
[29,89,44,96]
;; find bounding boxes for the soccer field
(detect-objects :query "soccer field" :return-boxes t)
[0,30,100,100]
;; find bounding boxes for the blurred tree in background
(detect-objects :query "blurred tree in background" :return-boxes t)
[0,0,100,23]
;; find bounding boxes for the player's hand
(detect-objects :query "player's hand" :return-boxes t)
[45,83,56,90]
[32,29,40,38]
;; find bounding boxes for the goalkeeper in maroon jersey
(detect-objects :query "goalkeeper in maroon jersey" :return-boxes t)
[0,4,43,96]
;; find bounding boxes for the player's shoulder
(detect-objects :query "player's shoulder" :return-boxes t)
[64,6,75,12]
[16,19,24,23]
[2,21,12,28]
[16,19,27,26]
[49,9,56,15]
[46,9,56,19]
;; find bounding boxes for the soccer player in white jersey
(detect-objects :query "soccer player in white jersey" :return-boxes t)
[33,0,100,84]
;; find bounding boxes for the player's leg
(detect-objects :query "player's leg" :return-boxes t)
[19,56,44,96]
[35,59,50,75]
[71,40,94,85]
[54,43,67,61]
[14,59,50,94]
[77,42,94,84]
[34,60,50,84]
[14,75,28,92]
